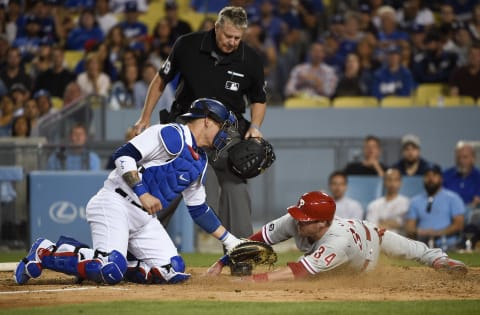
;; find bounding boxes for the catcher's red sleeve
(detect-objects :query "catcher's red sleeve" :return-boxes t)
[248,230,265,242]
[287,262,310,279]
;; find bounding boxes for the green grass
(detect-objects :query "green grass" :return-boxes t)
[1,300,480,315]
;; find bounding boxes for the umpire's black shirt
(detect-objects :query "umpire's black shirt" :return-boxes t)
[158,29,266,115]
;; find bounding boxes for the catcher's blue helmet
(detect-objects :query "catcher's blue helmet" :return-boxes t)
[181,98,236,126]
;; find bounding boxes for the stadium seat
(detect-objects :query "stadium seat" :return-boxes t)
[380,96,415,108]
[427,96,475,107]
[50,97,63,110]
[284,96,330,108]
[346,176,383,212]
[414,83,446,105]
[332,96,379,108]
[398,176,424,198]
[64,50,84,71]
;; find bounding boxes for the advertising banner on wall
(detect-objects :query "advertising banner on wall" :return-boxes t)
[29,171,109,246]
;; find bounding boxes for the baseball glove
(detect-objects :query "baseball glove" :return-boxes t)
[228,241,277,267]
[227,137,276,179]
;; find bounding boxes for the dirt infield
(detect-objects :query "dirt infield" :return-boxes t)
[1,265,479,309]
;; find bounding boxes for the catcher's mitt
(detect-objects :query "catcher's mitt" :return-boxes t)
[227,241,277,267]
[227,137,276,179]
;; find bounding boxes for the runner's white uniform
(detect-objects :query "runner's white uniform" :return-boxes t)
[260,215,446,274]
[86,124,206,267]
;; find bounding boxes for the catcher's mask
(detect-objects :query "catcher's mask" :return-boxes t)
[287,191,336,222]
[181,98,237,153]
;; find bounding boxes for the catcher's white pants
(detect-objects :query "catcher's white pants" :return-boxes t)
[86,188,178,267]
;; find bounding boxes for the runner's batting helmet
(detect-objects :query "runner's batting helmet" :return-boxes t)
[287,191,336,222]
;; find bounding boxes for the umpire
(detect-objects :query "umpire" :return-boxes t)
[133,6,267,239]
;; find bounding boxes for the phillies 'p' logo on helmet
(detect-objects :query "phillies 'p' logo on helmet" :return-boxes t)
[287,191,336,222]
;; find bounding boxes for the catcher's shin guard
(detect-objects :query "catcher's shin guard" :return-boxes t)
[14,238,55,284]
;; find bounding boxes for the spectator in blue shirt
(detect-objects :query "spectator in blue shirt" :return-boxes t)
[66,9,104,50]
[47,123,101,171]
[443,142,480,209]
[371,44,416,99]
[117,1,148,51]
[405,164,465,250]
[12,15,43,61]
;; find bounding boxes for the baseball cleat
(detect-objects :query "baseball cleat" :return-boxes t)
[432,257,468,275]
[14,238,48,284]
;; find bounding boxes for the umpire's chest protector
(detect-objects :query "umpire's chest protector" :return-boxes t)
[141,130,207,208]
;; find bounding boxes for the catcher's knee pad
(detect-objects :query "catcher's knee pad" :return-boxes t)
[148,256,190,284]
[99,250,127,285]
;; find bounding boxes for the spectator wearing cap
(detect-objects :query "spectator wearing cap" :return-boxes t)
[0,47,33,91]
[411,28,458,84]
[405,164,465,251]
[34,46,76,98]
[443,142,480,210]
[358,3,378,37]
[371,44,416,99]
[392,134,440,176]
[284,41,338,98]
[34,89,55,118]
[18,0,58,44]
[95,0,117,35]
[449,42,480,100]
[396,0,435,31]
[164,0,192,43]
[409,23,426,56]
[66,9,104,50]
[9,83,30,117]
[12,15,43,61]
[117,1,148,51]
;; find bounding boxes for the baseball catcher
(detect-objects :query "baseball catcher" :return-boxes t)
[208,191,468,281]
[227,137,276,179]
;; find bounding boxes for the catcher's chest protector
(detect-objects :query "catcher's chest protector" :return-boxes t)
[141,145,207,208]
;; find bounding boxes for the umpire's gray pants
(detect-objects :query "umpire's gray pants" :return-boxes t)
[205,161,253,239]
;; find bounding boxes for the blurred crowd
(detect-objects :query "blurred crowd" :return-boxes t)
[0,0,480,138]
[328,134,480,252]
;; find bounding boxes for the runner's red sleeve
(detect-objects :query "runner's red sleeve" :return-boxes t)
[287,262,310,279]
[248,230,265,242]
